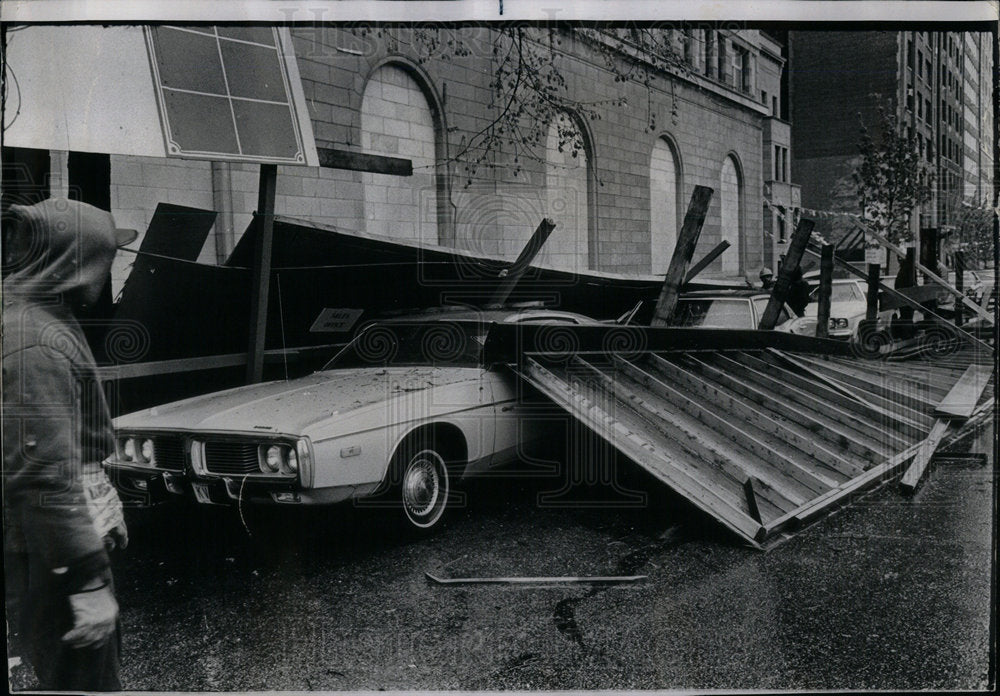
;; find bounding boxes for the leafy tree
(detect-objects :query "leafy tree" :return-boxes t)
[852,102,934,244]
[354,25,689,185]
[949,197,994,269]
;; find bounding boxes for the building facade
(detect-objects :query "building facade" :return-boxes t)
[4,25,786,293]
[789,30,994,262]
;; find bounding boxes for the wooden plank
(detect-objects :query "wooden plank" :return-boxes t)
[247,163,278,385]
[804,245,993,353]
[862,224,992,322]
[317,147,413,176]
[825,356,956,397]
[519,357,765,543]
[676,353,880,471]
[644,353,858,480]
[787,440,924,528]
[744,478,762,524]
[683,240,730,284]
[794,354,941,414]
[487,218,556,308]
[651,185,714,326]
[570,356,800,516]
[613,355,835,496]
[865,262,880,321]
[760,219,814,329]
[934,363,994,419]
[899,420,952,493]
[954,251,965,326]
[815,244,834,338]
[703,352,906,455]
[765,350,932,436]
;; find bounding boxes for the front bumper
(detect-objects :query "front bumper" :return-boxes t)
[104,463,356,506]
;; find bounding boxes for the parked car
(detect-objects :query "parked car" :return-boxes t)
[105,308,597,531]
[669,290,796,331]
[800,279,869,339]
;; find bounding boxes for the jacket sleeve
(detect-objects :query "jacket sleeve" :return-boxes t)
[2,345,110,590]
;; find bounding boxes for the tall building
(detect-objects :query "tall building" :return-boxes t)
[789,30,995,263]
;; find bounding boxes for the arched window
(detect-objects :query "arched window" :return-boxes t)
[361,64,438,244]
[649,137,681,274]
[544,112,590,271]
[719,155,743,275]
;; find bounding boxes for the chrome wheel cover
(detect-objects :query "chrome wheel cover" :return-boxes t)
[401,449,447,527]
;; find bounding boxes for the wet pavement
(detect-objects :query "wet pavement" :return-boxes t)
[8,419,994,691]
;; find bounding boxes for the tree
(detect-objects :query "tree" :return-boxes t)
[852,102,934,245]
[949,197,994,269]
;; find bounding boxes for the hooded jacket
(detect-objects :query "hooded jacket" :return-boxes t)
[3,199,121,590]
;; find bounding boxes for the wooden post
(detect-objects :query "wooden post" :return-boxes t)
[246,163,278,384]
[743,478,762,524]
[760,218,814,330]
[803,245,993,353]
[683,240,730,284]
[865,263,881,321]
[650,185,714,327]
[954,251,965,326]
[487,218,556,308]
[815,244,834,338]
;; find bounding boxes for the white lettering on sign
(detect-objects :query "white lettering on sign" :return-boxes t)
[310,308,364,333]
[864,246,886,266]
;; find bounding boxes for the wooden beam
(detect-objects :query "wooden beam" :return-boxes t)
[899,420,951,493]
[651,185,714,326]
[862,224,991,322]
[247,163,278,384]
[317,147,413,176]
[613,355,835,495]
[934,363,994,419]
[815,244,834,338]
[683,240,730,284]
[744,478,763,524]
[487,218,556,308]
[865,262,880,321]
[645,353,860,479]
[954,251,965,326]
[760,218,814,329]
[804,244,994,353]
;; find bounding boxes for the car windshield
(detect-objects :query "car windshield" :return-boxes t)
[322,321,486,370]
[751,297,790,325]
[809,283,864,302]
[672,298,754,329]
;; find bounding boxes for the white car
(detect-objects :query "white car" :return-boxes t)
[800,279,869,339]
[105,308,595,531]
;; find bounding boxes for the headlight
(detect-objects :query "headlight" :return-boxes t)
[286,448,298,472]
[122,437,136,462]
[830,318,849,329]
[263,445,283,473]
[140,438,154,464]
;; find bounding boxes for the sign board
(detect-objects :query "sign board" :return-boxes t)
[145,26,317,165]
[4,25,317,166]
[309,308,364,333]
[864,245,886,266]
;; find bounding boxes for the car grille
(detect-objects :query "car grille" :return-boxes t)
[204,442,261,475]
[153,436,186,470]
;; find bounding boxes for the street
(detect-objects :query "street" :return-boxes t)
[9,421,994,691]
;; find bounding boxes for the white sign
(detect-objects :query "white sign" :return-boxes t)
[865,246,886,266]
[309,308,364,333]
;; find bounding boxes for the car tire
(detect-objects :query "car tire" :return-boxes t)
[391,437,452,532]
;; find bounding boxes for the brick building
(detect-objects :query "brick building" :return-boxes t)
[4,25,783,292]
[789,30,995,255]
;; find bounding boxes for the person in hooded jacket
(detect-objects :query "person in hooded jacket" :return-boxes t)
[3,198,133,691]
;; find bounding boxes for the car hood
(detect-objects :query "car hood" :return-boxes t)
[114,366,481,435]
[803,300,867,319]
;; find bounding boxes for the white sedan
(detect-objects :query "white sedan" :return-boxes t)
[105,309,594,531]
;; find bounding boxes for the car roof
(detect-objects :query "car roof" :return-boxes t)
[679,290,768,300]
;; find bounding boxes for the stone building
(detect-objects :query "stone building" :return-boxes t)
[4,25,784,291]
